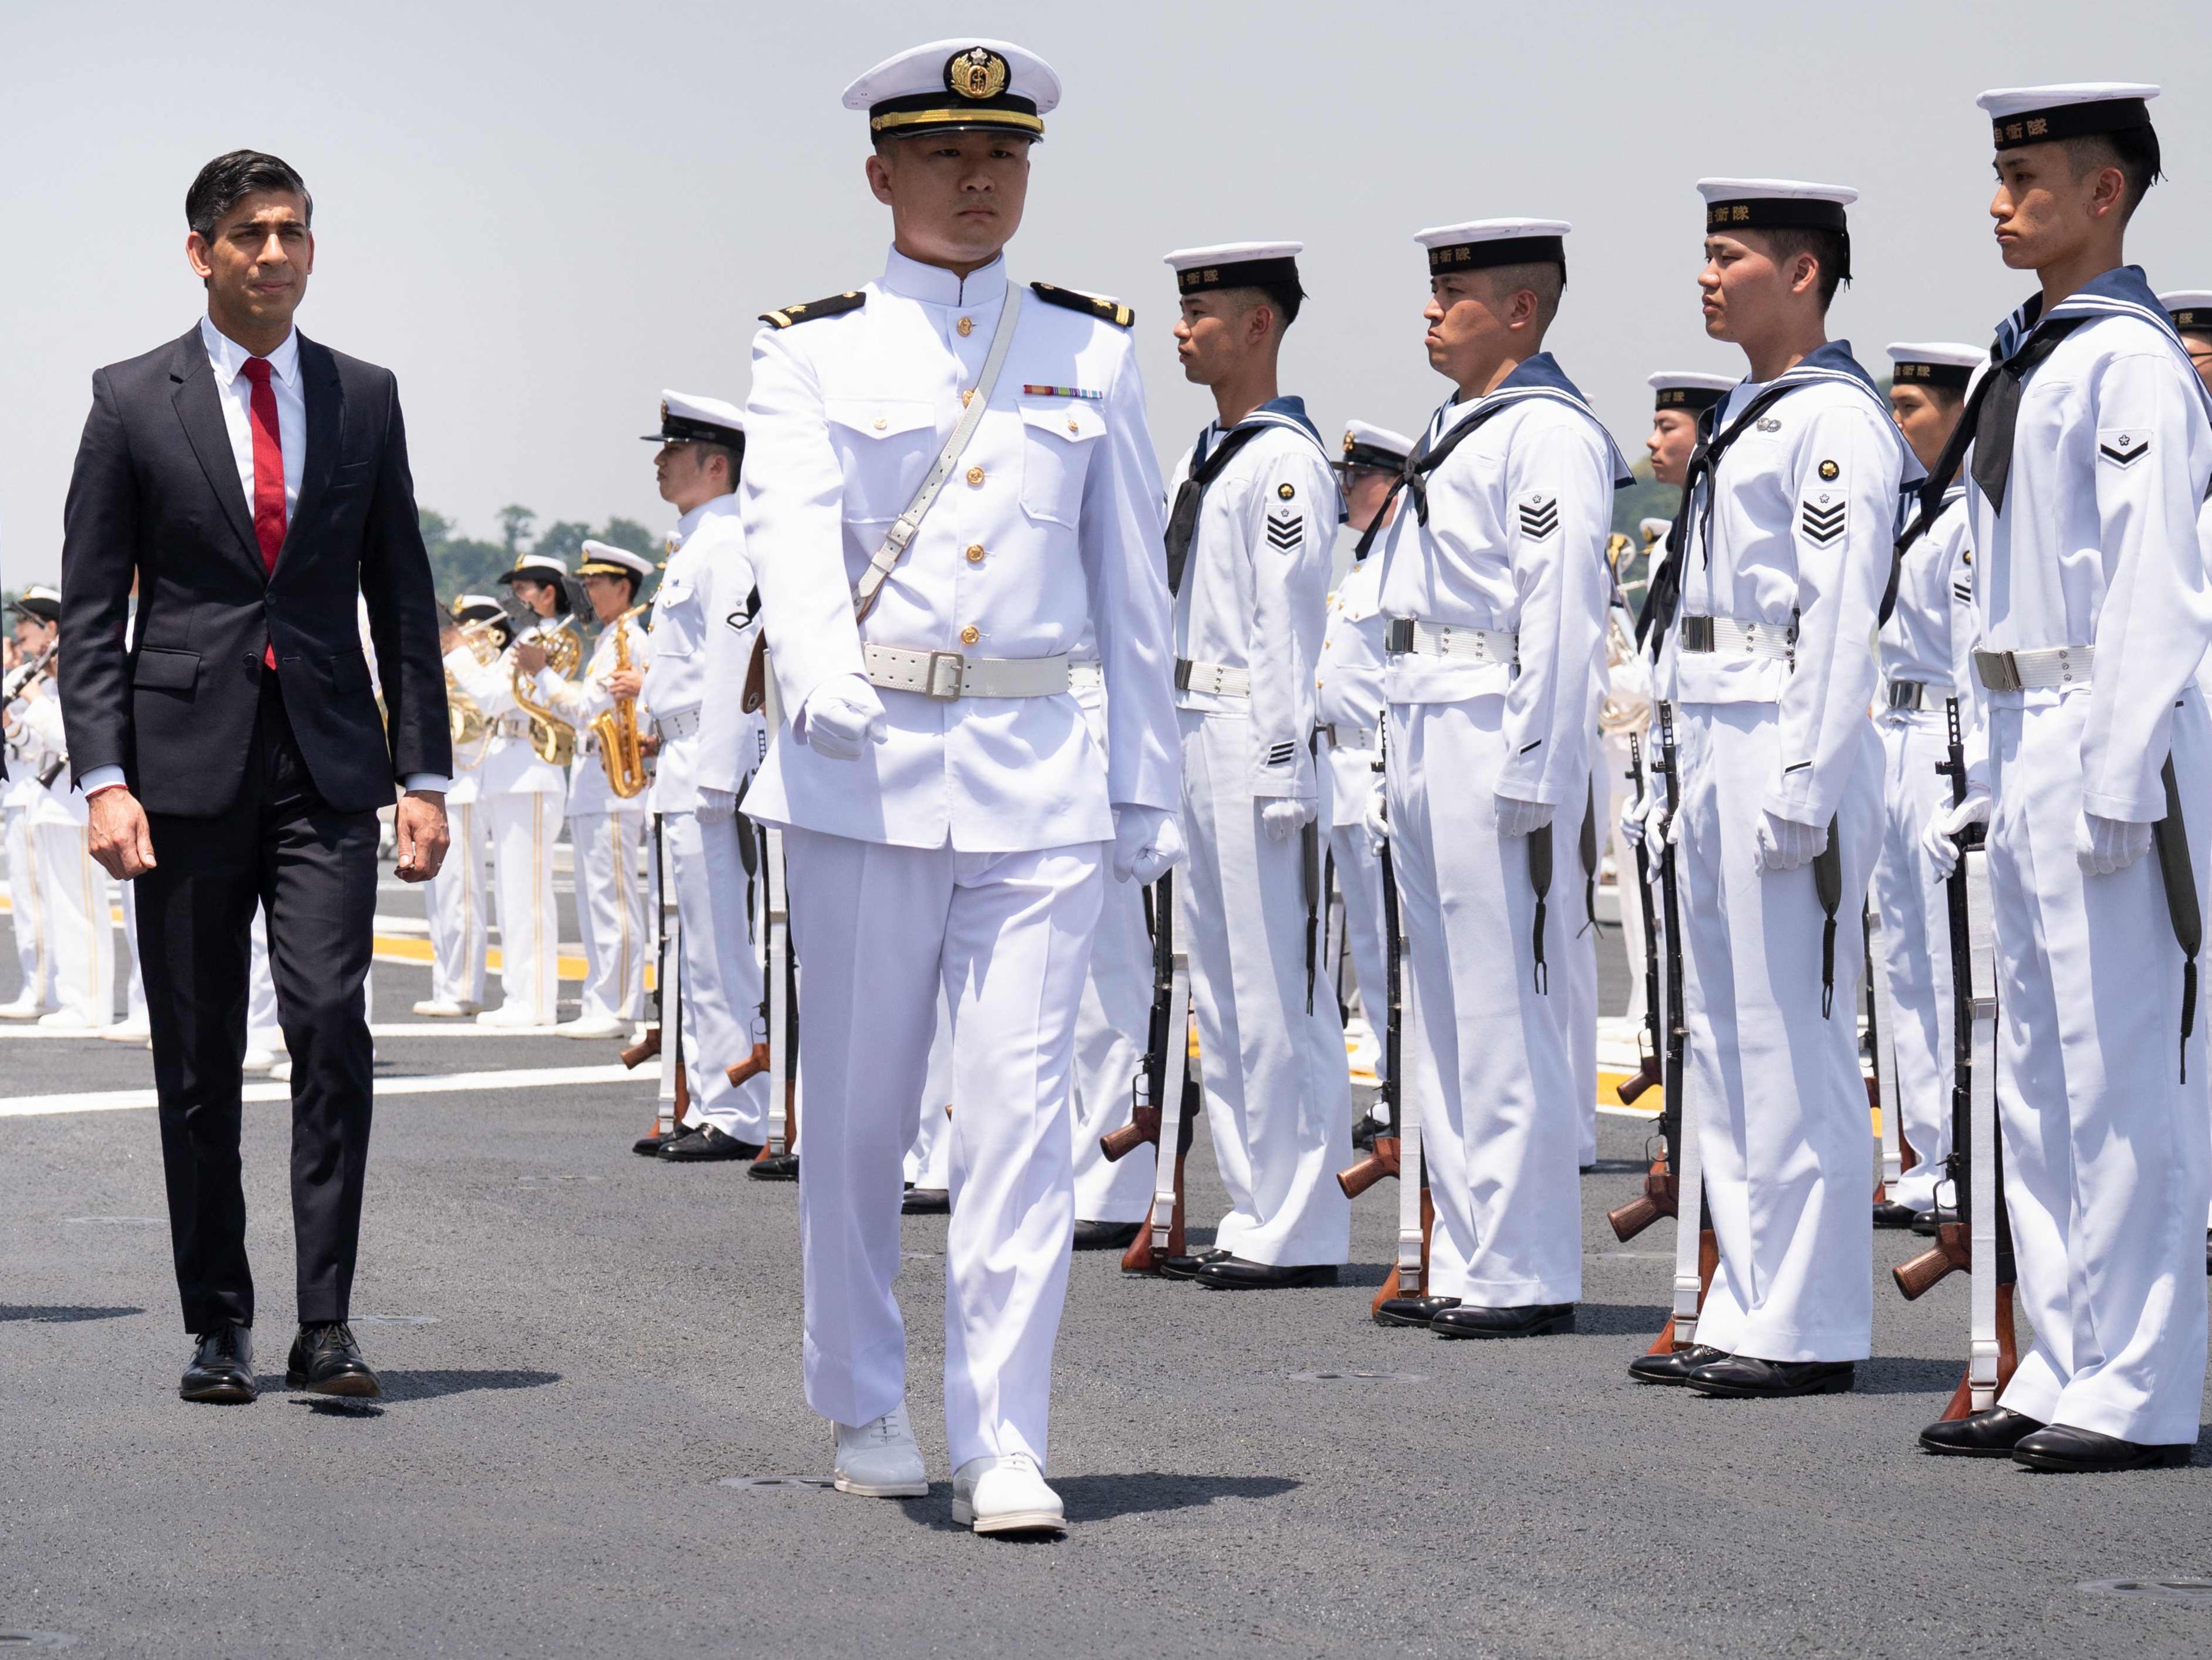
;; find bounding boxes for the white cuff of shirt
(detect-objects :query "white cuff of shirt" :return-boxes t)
[79,765,126,796]
[401,773,451,794]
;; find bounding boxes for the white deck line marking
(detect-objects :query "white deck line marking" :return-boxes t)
[0,1063,647,1119]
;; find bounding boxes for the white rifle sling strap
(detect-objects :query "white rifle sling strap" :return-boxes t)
[656,844,684,1139]
[1964,844,2001,1411]
[1392,890,1424,1294]
[1667,809,1705,1348]
[1149,939,1195,1255]
[1869,905,1904,1192]
[851,286,1024,624]
[764,829,792,1158]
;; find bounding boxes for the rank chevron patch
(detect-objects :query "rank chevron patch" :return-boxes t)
[1266,511,1304,551]
[1517,495,1560,541]
[1800,496,1847,546]
[2099,432,2150,466]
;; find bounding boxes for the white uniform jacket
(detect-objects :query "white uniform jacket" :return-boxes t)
[644,497,744,817]
[1879,485,1976,712]
[1314,558,1388,827]
[535,612,656,818]
[694,531,767,802]
[18,692,83,828]
[1374,353,1630,809]
[741,248,1179,852]
[1170,404,1339,801]
[443,619,572,798]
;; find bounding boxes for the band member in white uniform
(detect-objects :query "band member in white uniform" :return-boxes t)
[16,625,115,1029]
[1,588,61,1019]
[1638,180,1916,1398]
[416,596,502,1018]
[1367,219,1628,1339]
[1160,242,1350,1290]
[1918,86,2211,1471]
[741,38,1181,1535]
[531,542,656,1041]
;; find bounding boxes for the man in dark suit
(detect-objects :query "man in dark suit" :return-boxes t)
[60,149,452,1404]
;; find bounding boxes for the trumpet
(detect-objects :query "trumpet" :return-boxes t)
[511,617,581,767]
[591,602,650,799]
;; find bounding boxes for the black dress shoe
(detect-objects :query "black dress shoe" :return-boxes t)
[1873,1200,1923,1229]
[1911,1207,1960,1238]
[1374,1294,1459,1329]
[1193,1256,1340,1290]
[1579,1162,1597,1175]
[632,1126,682,1156]
[2011,1423,2196,1472]
[180,1325,256,1404]
[1350,1113,1387,1150]
[658,1125,763,1163]
[747,1154,799,1182]
[902,1186,951,1215]
[1918,1406,2044,1457]
[1159,1248,1230,1281]
[1431,1302,1575,1339]
[285,1323,380,1399]
[1072,1219,1142,1251]
[1628,1344,1727,1386]
[1686,1355,1855,1398]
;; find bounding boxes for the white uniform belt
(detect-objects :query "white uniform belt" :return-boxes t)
[1320,722,1378,750]
[1973,644,2093,692]
[864,643,1071,701]
[1174,658,1249,698]
[1384,618,1518,669]
[492,714,532,739]
[1885,680,1935,711]
[1678,615,1794,662]
[657,705,703,740]
[1069,661,1104,692]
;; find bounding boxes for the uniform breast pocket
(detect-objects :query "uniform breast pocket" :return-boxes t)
[825,398,941,524]
[1018,402,1105,528]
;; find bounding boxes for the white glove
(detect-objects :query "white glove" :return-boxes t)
[1361,781,1391,852]
[1920,787,1990,879]
[2077,811,2153,876]
[1493,794,1554,839]
[796,674,885,761]
[695,785,737,825]
[1261,798,1318,842]
[1753,810,1828,874]
[1618,788,1651,848]
[1112,805,1184,884]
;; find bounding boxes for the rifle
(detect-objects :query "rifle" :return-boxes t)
[1608,715,1684,1242]
[625,812,689,1146]
[727,819,773,1091]
[1335,832,1426,1319]
[1894,696,2017,1416]
[750,828,801,1180]
[1865,904,1917,1199]
[1101,871,1198,1272]
[1614,733,1664,1108]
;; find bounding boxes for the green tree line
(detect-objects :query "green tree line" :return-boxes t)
[418,506,659,605]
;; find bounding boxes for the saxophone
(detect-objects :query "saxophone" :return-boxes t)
[591,603,651,799]
[445,622,501,751]
[511,617,581,766]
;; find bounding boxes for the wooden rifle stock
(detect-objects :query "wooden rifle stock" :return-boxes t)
[1641,1227,1720,1355]
[1607,1162,1678,1242]
[1337,1135,1400,1200]
[1100,1104,1160,1164]
[725,1042,770,1089]
[1368,1188,1434,1319]
[1615,1052,1662,1105]
[1933,1282,2019,1423]
[620,1027,661,1069]
[1892,1219,1970,1300]
[1118,1144,1188,1274]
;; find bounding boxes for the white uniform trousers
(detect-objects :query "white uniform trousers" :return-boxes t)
[424,801,489,1009]
[668,810,767,1141]
[5,805,54,1011]
[1179,712,1352,1268]
[784,828,1102,1472]
[1869,710,1957,1213]
[1327,823,1391,1084]
[1604,732,1650,1025]
[1388,697,1582,1306]
[1563,763,1605,1169]
[1988,692,2211,1445]
[481,793,562,1024]
[1675,704,1880,1362]
[571,810,649,1025]
[905,995,954,1191]
[35,821,112,1027]
[1071,872,1155,1224]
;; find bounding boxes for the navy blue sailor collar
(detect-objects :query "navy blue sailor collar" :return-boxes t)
[1192,394,1328,469]
[1433,352,1634,487]
[1995,264,2212,416]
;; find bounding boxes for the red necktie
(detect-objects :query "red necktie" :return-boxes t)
[240,356,286,666]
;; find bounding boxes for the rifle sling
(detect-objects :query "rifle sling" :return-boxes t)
[2153,754,2202,1080]
[1813,816,1844,1019]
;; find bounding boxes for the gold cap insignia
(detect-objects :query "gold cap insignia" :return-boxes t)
[945,46,1009,101]
[1818,459,1840,481]
[1342,432,1357,455]
[1278,482,1296,500]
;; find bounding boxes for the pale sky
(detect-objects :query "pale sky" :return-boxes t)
[6,0,2210,586]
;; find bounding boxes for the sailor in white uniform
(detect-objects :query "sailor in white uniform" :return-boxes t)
[1158,242,1350,1290]
[1367,219,1630,1338]
[415,596,502,1018]
[1638,181,1917,1398]
[741,39,1181,1535]
[1,588,61,1019]
[1917,87,2211,1471]
[15,618,114,1029]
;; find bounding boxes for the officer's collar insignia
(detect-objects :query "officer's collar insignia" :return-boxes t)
[947,46,1009,101]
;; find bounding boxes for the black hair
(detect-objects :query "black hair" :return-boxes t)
[1481,259,1567,329]
[694,440,744,488]
[2064,127,2164,221]
[186,150,313,239]
[1219,282,1305,334]
[1753,226,1848,311]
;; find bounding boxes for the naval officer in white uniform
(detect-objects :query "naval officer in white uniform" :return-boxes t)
[741,39,1181,1535]
[416,595,502,1018]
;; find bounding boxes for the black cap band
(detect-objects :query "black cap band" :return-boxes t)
[2171,307,2212,333]
[645,415,747,452]
[1653,385,1728,414]
[1991,98,2152,150]
[1704,198,1848,234]
[1893,360,1974,392]
[1427,235,1565,274]
[1177,257,1301,296]
[1340,441,1408,471]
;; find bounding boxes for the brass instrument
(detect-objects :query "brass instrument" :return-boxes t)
[444,621,503,751]
[511,617,581,766]
[590,602,651,799]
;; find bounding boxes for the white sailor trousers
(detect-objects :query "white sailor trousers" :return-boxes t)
[1071,872,1155,1223]
[1675,703,1880,1362]
[904,994,954,1191]
[481,792,562,1023]
[5,804,54,1011]
[784,828,1101,1471]
[1327,821,1391,1084]
[1179,711,1352,1268]
[1987,690,2211,1445]
[1869,709,1957,1212]
[1604,731,1651,1026]
[35,819,113,1027]
[569,809,649,1025]
[668,809,767,1141]
[423,801,488,1008]
[1387,696,1582,1307]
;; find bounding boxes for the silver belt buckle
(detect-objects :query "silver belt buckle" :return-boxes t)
[1174,657,1195,692]
[924,650,966,701]
[1974,649,2022,693]
[1680,616,1715,652]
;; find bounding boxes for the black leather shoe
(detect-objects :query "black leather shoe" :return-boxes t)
[1687,1355,1855,1398]
[747,1154,799,1182]
[902,1186,951,1215]
[1873,1200,1923,1229]
[1628,1344,1727,1386]
[1159,1248,1230,1281]
[1431,1302,1575,1339]
[658,1125,763,1163]
[1911,1207,1960,1238]
[632,1126,682,1156]
[180,1325,256,1404]
[1918,1406,2044,1457]
[1350,1113,1387,1150]
[2011,1423,2196,1472]
[285,1323,380,1399]
[1194,1256,1340,1290]
[1374,1294,1459,1328]
[1072,1219,1141,1251]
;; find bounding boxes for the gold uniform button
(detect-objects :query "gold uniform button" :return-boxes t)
[872,417,887,430]
[1067,419,1080,434]
[966,466,985,486]
[957,316,974,337]
[960,625,981,646]
[965,544,986,564]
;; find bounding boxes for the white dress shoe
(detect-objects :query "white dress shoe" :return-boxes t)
[411,998,480,1019]
[101,1018,153,1043]
[0,995,52,1021]
[557,1015,625,1039]
[832,1400,928,1498]
[269,1059,294,1082]
[475,1005,545,1029]
[951,1454,1066,1536]
[241,1046,277,1073]
[35,1010,103,1031]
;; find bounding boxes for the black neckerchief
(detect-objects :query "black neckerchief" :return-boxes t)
[1164,424,1271,596]
[1967,316,2087,514]
[1349,399,1521,563]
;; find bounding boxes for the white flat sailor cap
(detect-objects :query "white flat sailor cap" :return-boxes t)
[2158,291,2212,331]
[576,541,656,582]
[642,391,745,448]
[1164,242,1304,296]
[1341,421,1414,468]
[1887,342,1986,392]
[1647,371,1735,413]
[844,39,1060,141]
[1414,219,1570,274]
[1638,517,1673,546]
[1695,181,1855,279]
[1977,84,2157,148]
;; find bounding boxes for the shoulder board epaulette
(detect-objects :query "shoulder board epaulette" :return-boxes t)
[759,291,867,329]
[1030,282,1134,329]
